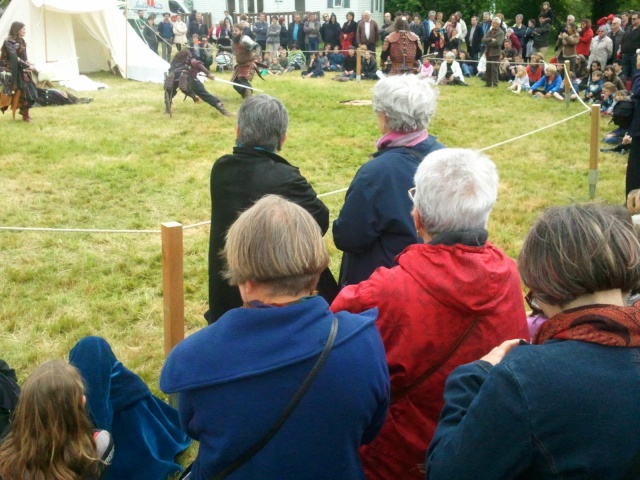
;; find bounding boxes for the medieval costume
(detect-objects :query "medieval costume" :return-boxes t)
[0,24,38,122]
[164,48,230,116]
[226,32,261,98]
[381,19,422,75]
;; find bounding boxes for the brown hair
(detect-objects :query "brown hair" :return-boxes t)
[0,360,101,480]
[518,204,640,307]
[223,195,329,296]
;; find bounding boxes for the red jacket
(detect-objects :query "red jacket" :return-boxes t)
[576,27,593,56]
[526,63,544,84]
[331,242,529,480]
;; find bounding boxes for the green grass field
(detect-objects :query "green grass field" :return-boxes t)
[0,69,626,394]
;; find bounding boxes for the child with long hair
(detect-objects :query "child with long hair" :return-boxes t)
[0,360,112,480]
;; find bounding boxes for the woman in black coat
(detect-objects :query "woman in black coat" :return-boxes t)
[279,16,288,50]
[323,13,342,50]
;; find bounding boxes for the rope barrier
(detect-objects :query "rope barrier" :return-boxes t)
[0,226,161,234]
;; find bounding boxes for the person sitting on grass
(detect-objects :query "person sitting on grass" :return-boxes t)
[603,64,626,91]
[329,45,344,71]
[585,69,604,102]
[268,57,283,75]
[508,65,531,93]
[342,45,357,79]
[278,49,289,70]
[286,43,305,72]
[301,53,324,78]
[362,50,378,79]
[503,39,517,61]
[0,360,114,480]
[603,90,631,147]
[316,50,329,71]
[526,53,544,85]
[601,82,617,114]
[437,51,468,85]
[419,55,434,77]
[529,63,563,99]
[458,50,473,76]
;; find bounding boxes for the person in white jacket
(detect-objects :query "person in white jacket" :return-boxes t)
[172,15,188,51]
[437,51,468,85]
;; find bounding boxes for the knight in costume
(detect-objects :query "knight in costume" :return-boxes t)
[164,48,230,116]
[225,24,262,98]
[0,22,38,122]
[381,16,422,75]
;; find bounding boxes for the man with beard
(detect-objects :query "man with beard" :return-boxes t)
[224,24,261,98]
[381,16,421,75]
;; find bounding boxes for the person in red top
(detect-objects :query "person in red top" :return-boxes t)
[331,148,529,480]
[576,18,594,56]
[526,52,544,84]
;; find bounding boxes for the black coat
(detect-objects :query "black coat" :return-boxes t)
[465,24,484,56]
[207,146,332,324]
[323,21,342,47]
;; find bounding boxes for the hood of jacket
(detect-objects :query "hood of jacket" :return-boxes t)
[161,296,377,393]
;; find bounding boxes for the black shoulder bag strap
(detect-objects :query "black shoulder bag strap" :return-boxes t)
[211,316,339,480]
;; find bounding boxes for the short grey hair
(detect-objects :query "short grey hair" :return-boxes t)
[237,94,288,151]
[413,148,498,235]
[612,17,621,25]
[372,75,438,132]
[429,10,435,16]
[516,14,523,20]
[567,15,575,22]
[445,51,456,59]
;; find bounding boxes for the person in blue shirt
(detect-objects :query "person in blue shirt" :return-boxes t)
[528,63,564,99]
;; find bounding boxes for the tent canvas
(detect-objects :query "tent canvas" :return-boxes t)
[0,0,169,83]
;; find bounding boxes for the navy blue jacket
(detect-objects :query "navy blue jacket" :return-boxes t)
[333,136,444,287]
[427,336,640,479]
[161,296,390,480]
[629,71,640,138]
[157,20,174,39]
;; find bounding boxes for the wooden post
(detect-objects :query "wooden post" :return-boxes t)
[589,104,600,199]
[356,46,362,81]
[564,60,571,108]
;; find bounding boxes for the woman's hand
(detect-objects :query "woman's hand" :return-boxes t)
[480,339,523,366]
[627,189,640,214]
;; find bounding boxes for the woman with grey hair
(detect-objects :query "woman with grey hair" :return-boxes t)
[332,148,529,480]
[206,94,337,324]
[436,51,468,85]
[427,203,640,479]
[333,74,444,287]
[163,195,390,480]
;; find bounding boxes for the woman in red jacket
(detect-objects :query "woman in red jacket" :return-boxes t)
[576,18,593,57]
[331,148,529,480]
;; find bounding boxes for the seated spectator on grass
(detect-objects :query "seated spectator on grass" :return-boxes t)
[333,74,444,287]
[316,50,329,70]
[585,69,604,102]
[286,44,305,72]
[342,45,357,79]
[601,82,617,114]
[476,53,487,80]
[0,360,19,440]
[278,48,289,70]
[332,148,529,480]
[268,57,283,74]
[427,203,640,480]
[419,55,434,76]
[437,51,468,85]
[329,45,344,71]
[529,63,563,99]
[613,59,627,84]
[0,360,114,480]
[527,52,544,84]
[301,53,324,78]
[603,90,631,145]
[69,336,190,480]
[604,64,626,91]
[361,50,378,79]
[503,39,517,61]
[162,195,390,480]
[508,65,531,93]
[458,50,472,76]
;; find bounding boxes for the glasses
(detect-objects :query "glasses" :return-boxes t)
[525,291,541,311]
[408,187,416,202]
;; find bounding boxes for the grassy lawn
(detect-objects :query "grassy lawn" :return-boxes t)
[0,68,626,394]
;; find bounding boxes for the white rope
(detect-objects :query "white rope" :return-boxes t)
[182,220,211,229]
[0,226,160,234]
[318,187,348,198]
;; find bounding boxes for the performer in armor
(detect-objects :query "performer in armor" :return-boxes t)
[227,24,261,98]
[0,22,38,122]
[381,17,422,75]
[164,48,231,117]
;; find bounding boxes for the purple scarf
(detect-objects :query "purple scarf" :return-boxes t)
[376,129,429,151]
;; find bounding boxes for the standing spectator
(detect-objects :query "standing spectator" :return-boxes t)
[444,14,457,38]
[513,14,526,54]
[625,54,640,196]
[380,12,393,42]
[410,14,426,45]
[223,10,233,26]
[278,16,288,50]
[541,1,553,24]
[454,11,467,40]
[621,12,631,32]
[356,11,379,53]
[172,15,187,52]
[423,11,436,51]
[217,18,232,48]
[332,148,528,480]
[589,26,613,72]
[445,28,460,53]
[507,28,521,54]
[319,12,329,44]
[341,11,357,50]
[266,15,280,56]
[481,11,491,36]
[333,75,443,287]
[620,12,640,81]
[143,16,159,54]
[523,18,536,61]
[609,17,625,64]
[288,13,303,49]
[303,12,320,62]
[188,12,207,39]
[466,16,484,63]
[482,17,505,87]
[323,14,341,50]
[134,10,146,38]
[576,18,594,57]
[532,14,551,57]
[556,22,579,74]
[157,13,174,62]
[253,13,268,51]
[429,20,445,58]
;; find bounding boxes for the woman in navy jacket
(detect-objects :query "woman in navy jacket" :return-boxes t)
[427,204,640,480]
[162,196,390,480]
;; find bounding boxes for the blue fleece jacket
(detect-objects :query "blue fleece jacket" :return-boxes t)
[531,74,563,93]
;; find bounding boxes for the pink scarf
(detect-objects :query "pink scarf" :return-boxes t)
[376,129,428,151]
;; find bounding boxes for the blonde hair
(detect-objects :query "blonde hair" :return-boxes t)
[545,63,557,75]
[0,360,100,480]
[516,65,526,76]
[223,195,329,296]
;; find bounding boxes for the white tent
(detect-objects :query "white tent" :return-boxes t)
[0,0,169,83]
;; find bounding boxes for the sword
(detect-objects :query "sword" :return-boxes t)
[212,77,264,92]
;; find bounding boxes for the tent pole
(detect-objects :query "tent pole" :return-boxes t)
[125,1,129,79]
[43,6,48,62]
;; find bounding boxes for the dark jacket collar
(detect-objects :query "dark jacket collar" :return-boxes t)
[232,145,291,166]
[429,229,488,247]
